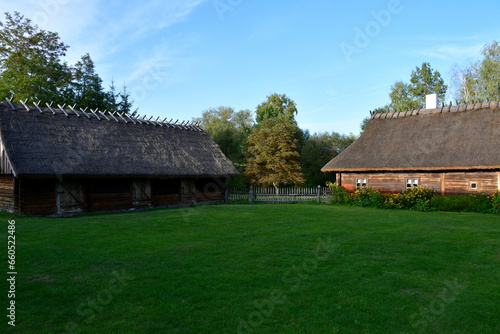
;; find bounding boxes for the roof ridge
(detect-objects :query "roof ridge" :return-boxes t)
[1,99,204,132]
[370,101,500,120]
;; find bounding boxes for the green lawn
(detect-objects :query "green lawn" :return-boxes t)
[1,204,499,334]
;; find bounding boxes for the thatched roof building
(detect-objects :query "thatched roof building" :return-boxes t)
[322,102,500,194]
[0,101,238,215]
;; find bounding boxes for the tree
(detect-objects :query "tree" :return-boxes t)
[450,41,500,103]
[69,53,108,110]
[372,62,447,114]
[477,41,500,101]
[116,84,137,115]
[408,62,447,106]
[301,132,356,187]
[389,81,420,111]
[255,93,298,123]
[450,61,479,103]
[0,11,137,114]
[0,12,71,103]
[195,106,253,187]
[245,117,303,191]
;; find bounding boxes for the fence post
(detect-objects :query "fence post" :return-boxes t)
[317,185,321,203]
[249,186,254,203]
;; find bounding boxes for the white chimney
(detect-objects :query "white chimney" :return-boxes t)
[426,94,437,109]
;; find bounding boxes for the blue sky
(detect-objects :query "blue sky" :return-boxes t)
[2,0,500,135]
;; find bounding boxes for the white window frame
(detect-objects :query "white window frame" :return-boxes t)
[406,178,419,189]
[470,182,478,190]
[356,178,367,190]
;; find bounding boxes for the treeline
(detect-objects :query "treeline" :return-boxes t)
[0,12,135,113]
[361,40,500,131]
[194,94,357,188]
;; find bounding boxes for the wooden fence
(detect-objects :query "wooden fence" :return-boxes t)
[228,186,332,203]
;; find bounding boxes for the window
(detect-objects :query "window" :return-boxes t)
[356,178,367,190]
[470,182,478,190]
[406,178,419,189]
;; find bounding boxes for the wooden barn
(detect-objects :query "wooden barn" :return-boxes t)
[322,102,500,194]
[0,101,239,215]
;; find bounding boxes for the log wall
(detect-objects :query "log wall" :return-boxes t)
[19,179,57,215]
[338,171,500,194]
[195,178,225,201]
[85,179,133,212]
[0,175,15,213]
[6,177,230,216]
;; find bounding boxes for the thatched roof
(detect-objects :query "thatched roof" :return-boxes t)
[0,102,239,177]
[322,102,500,172]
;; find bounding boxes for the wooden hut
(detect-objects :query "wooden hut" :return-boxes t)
[0,101,239,215]
[322,102,500,194]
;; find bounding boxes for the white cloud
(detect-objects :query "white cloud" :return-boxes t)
[416,43,484,61]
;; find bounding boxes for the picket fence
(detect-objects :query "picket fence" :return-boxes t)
[228,186,332,203]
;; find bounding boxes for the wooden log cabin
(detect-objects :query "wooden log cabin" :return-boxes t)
[322,102,500,194]
[0,101,239,215]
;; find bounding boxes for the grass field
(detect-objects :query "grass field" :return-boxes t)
[1,204,499,333]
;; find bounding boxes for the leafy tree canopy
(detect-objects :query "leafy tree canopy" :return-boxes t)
[451,41,500,103]
[0,11,136,113]
[245,117,303,189]
[370,62,447,115]
[301,132,356,187]
[0,11,71,103]
[255,93,298,123]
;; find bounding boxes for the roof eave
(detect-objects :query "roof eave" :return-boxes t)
[322,165,500,173]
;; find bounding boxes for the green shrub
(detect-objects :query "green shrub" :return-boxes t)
[491,191,500,214]
[326,182,499,214]
[352,187,384,207]
[382,193,405,209]
[401,186,436,209]
[326,182,351,205]
[412,199,435,212]
[430,193,493,213]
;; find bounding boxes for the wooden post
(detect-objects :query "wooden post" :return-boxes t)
[317,185,321,203]
[224,184,229,202]
[249,186,254,203]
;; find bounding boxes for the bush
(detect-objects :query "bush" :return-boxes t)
[382,193,400,209]
[352,187,384,208]
[491,191,500,214]
[326,182,351,205]
[326,182,499,214]
[431,193,496,213]
[401,186,436,209]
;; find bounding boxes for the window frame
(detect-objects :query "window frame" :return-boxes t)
[406,178,420,189]
[355,178,367,190]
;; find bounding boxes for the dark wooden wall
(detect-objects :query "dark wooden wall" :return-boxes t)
[85,179,133,212]
[151,179,181,206]
[338,171,500,194]
[195,178,225,201]
[0,175,15,212]
[19,179,57,215]
[10,177,229,216]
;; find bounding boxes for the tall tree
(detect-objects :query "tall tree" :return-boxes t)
[450,41,500,103]
[450,61,479,103]
[195,106,253,164]
[69,53,108,110]
[408,62,447,106]
[477,41,500,101]
[372,62,447,114]
[255,93,298,124]
[116,84,137,115]
[389,81,420,111]
[301,132,356,187]
[245,117,304,191]
[0,12,71,103]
